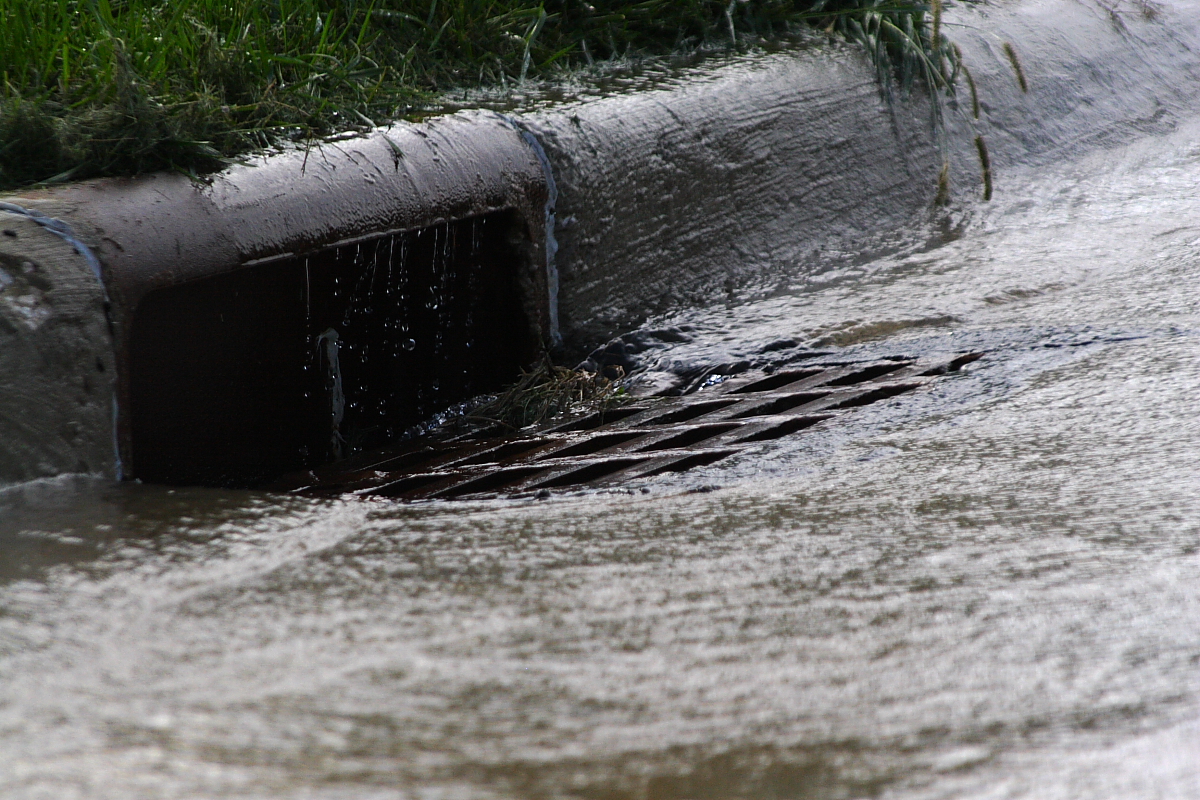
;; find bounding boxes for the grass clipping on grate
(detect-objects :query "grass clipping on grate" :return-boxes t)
[470,357,626,431]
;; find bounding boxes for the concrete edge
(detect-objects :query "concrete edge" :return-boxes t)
[0,209,116,482]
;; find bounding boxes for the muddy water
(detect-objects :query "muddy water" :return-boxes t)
[5,116,1200,798]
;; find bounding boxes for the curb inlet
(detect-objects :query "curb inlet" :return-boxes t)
[127,212,536,487]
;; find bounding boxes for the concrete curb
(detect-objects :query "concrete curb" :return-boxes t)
[529,0,1200,355]
[0,208,115,482]
[2,0,1198,485]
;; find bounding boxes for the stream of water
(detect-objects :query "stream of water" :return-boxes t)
[4,107,1200,799]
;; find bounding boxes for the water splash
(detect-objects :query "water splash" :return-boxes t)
[302,213,533,462]
[315,327,345,460]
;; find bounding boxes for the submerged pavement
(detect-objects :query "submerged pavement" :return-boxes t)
[4,103,1200,800]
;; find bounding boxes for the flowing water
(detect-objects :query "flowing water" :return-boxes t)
[4,110,1200,798]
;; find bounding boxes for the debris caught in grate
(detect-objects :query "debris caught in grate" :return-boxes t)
[267,353,982,500]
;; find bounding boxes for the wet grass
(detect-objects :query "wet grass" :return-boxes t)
[1,0,955,190]
[470,356,626,429]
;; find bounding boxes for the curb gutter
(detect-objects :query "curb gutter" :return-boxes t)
[2,0,1198,485]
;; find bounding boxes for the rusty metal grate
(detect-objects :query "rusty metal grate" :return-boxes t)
[269,353,982,500]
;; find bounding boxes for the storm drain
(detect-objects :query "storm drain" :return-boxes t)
[270,352,982,500]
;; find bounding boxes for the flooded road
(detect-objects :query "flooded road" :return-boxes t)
[4,113,1200,798]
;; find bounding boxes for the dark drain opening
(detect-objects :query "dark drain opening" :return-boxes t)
[541,431,648,458]
[730,369,825,394]
[529,457,648,489]
[128,212,535,487]
[640,449,738,476]
[732,392,830,418]
[361,473,450,498]
[549,406,648,433]
[921,352,984,375]
[642,400,739,426]
[736,414,834,442]
[357,446,455,473]
[452,439,553,467]
[833,383,921,408]
[436,465,549,498]
[826,362,911,386]
[638,423,741,451]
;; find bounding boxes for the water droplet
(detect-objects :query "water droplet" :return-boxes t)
[403,338,416,351]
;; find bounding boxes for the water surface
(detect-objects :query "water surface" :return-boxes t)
[4,115,1200,799]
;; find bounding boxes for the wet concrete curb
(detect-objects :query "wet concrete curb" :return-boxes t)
[3,0,1199,484]
[0,208,115,482]
[530,0,1200,354]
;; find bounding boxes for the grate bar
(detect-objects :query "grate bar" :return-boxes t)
[269,353,981,500]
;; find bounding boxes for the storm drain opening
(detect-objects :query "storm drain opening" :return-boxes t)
[356,446,462,473]
[547,406,649,432]
[735,415,835,442]
[270,353,982,501]
[640,399,740,425]
[832,382,923,408]
[730,368,825,394]
[527,457,650,490]
[731,392,830,418]
[540,431,649,459]
[826,361,911,385]
[636,423,742,451]
[363,473,457,499]
[451,439,556,467]
[637,449,740,476]
[434,465,551,498]
[128,211,537,487]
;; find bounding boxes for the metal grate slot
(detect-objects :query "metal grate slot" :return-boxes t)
[641,400,740,426]
[730,369,825,394]
[450,439,555,467]
[732,392,830,418]
[832,382,921,408]
[434,465,551,498]
[826,362,911,386]
[360,473,452,498]
[921,352,984,375]
[454,425,510,441]
[548,406,649,432]
[539,431,648,459]
[639,449,739,476]
[278,473,369,496]
[637,423,742,451]
[736,414,834,442]
[357,446,458,472]
[528,457,650,489]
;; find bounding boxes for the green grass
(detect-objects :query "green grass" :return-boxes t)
[0,0,956,190]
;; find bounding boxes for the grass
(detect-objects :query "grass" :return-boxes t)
[469,356,626,429]
[0,0,957,190]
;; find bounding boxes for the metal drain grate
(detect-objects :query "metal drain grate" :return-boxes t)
[270,353,982,500]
